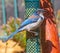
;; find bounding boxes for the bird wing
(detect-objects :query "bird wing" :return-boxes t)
[20,18,39,28]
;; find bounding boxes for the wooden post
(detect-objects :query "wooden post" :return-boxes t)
[40,0,60,53]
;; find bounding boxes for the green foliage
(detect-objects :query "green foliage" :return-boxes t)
[2,17,26,47]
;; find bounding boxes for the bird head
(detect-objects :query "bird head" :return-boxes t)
[34,9,46,16]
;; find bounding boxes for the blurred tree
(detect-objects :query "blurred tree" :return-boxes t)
[56,10,60,34]
[2,17,26,48]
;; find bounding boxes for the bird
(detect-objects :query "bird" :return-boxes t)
[0,9,46,42]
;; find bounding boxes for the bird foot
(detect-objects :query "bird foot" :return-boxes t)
[29,31,38,36]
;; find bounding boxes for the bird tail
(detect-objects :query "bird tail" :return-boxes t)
[0,36,7,40]
[0,36,8,41]
[2,28,23,42]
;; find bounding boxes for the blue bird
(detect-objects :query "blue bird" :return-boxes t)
[0,9,46,42]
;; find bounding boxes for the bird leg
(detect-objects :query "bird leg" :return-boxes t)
[29,31,38,36]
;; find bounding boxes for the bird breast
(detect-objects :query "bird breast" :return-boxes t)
[22,21,40,31]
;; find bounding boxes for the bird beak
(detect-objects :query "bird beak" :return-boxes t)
[37,9,46,13]
[41,9,46,12]
[43,10,46,12]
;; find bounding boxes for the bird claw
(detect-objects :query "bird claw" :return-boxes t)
[34,32,39,36]
[29,31,38,36]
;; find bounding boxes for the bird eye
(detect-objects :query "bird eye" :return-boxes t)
[36,11,40,14]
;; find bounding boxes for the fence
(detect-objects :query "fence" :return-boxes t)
[2,0,18,24]
[1,0,54,24]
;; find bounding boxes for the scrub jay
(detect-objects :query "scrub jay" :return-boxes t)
[0,9,45,42]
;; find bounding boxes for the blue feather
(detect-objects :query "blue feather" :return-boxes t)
[0,18,39,42]
[20,18,39,28]
[0,28,23,42]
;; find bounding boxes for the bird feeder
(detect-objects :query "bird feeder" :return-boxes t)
[25,0,41,53]
[40,0,60,53]
[25,0,40,19]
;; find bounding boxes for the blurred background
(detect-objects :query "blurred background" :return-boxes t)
[54,0,60,37]
[0,0,25,25]
[0,0,60,53]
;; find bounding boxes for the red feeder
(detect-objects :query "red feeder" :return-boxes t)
[40,0,60,53]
